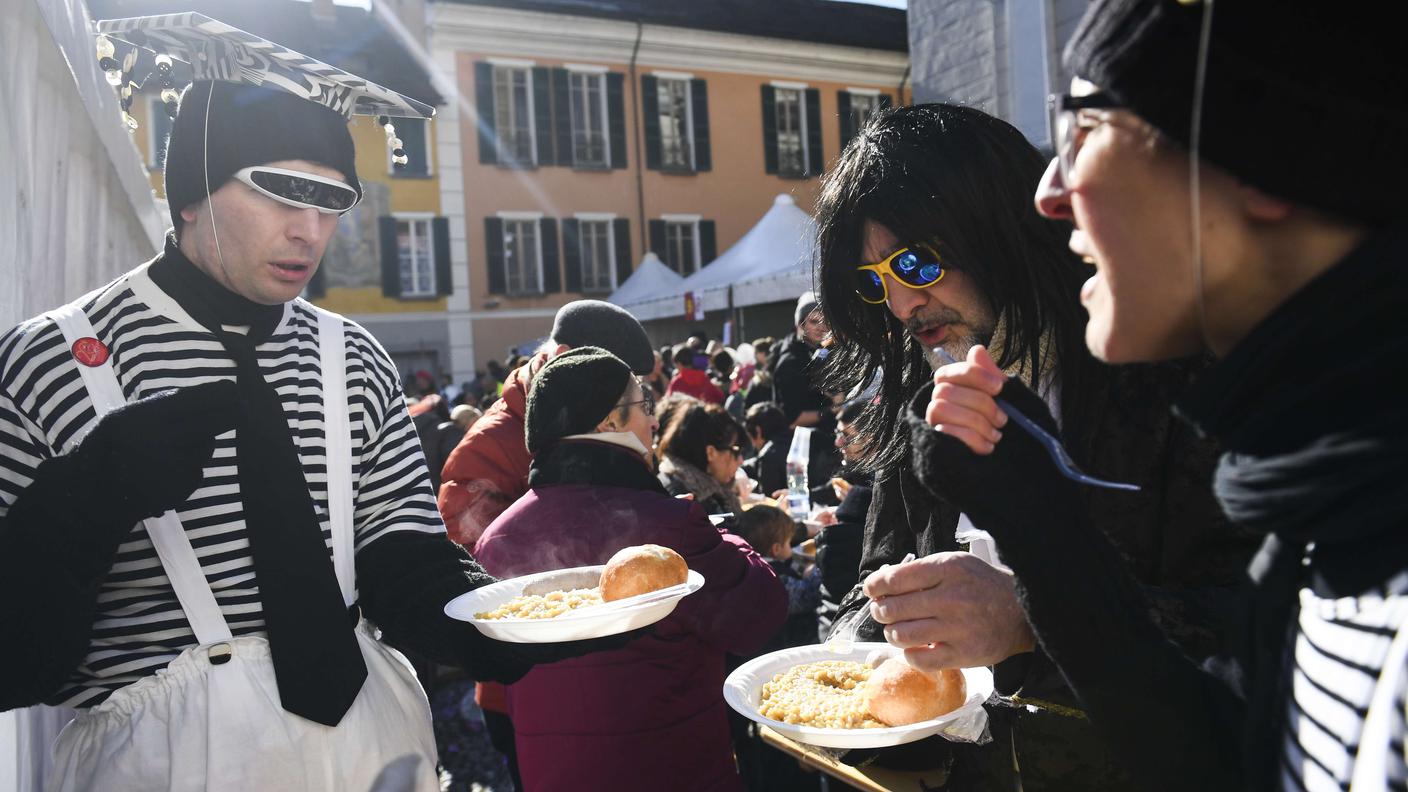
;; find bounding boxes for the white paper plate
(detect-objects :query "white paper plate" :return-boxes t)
[723,642,993,749]
[445,565,705,643]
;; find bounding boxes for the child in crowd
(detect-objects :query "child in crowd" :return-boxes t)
[735,505,820,653]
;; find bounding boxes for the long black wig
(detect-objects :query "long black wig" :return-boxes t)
[815,103,1101,473]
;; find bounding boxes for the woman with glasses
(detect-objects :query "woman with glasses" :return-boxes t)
[656,401,751,518]
[473,347,786,792]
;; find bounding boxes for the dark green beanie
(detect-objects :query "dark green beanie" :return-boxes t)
[525,346,634,454]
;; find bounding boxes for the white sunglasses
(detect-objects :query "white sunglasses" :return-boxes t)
[233,166,361,214]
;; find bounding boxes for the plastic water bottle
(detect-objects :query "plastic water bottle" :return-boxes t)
[785,427,813,521]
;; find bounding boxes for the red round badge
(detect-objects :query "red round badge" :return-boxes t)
[71,337,110,367]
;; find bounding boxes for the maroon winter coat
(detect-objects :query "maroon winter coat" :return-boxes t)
[474,439,787,792]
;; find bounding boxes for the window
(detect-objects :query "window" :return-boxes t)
[664,220,699,276]
[147,95,174,170]
[774,88,806,177]
[493,66,534,164]
[578,220,615,292]
[397,217,436,297]
[569,71,609,168]
[657,78,692,170]
[503,218,542,295]
[848,93,878,136]
[391,117,431,176]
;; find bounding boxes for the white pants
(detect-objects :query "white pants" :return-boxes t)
[47,626,439,792]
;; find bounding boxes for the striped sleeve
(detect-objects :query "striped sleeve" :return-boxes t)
[0,319,62,513]
[346,321,445,552]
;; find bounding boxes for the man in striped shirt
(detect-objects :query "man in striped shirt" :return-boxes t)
[883,1,1408,791]
[0,16,625,790]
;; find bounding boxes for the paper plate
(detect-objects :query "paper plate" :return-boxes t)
[723,642,993,749]
[793,538,817,561]
[445,565,705,643]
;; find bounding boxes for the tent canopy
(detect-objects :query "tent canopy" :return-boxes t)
[607,252,683,307]
[616,194,816,321]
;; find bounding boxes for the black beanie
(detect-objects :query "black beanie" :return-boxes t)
[1065,0,1408,225]
[165,81,362,233]
[549,300,655,375]
[525,346,634,454]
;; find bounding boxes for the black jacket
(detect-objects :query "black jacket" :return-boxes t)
[815,481,870,641]
[834,359,1260,790]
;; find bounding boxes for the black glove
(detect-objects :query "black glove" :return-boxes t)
[906,377,1083,540]
[7,380,240,581]
[494,625,655,681]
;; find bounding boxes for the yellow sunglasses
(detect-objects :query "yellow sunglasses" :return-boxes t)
[854,246,946,304]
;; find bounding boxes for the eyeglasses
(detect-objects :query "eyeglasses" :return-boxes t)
[854,246,945,304]
[616,390,656,417]
[1048,92,1122,184]
[233,166,361,214]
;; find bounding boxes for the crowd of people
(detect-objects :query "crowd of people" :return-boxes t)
[3,1,1404,791]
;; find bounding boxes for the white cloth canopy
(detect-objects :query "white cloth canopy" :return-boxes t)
[616,194,816,321]
[607,252,684,307]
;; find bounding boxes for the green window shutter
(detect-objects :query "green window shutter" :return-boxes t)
[607,72,627,169]
[397,118,429,175]
[691,79,711,172]
[613,218,633,287]
[540,218,561,293]
[552,68,571,167]
[649,219,667,260]
[433,216,452,296]
[837,90,855,149]
[805,88,823,178]
[699,220,717,267]
[761,85,778,175]
[532,67,553,166]
[562,219,582,293]
[474,62,497,165]
[379,216,402,297]
[641,75,661,171]
[484,217,505,295]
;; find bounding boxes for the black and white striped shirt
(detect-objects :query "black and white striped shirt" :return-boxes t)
[0,264,442,708]
[1282,575,1408,791]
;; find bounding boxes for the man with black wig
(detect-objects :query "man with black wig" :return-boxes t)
[813,102,1259,789]
[0,15,626,790]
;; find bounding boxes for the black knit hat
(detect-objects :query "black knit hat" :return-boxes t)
[1065,0,1408,224]
[525,346,634,454]
[549,300,655,375]
[165,81,361,233]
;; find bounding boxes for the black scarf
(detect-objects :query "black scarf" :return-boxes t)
[528,439,665,494]
[150,236,366,726]
[1174,225,1408,598]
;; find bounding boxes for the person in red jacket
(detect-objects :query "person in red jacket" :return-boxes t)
[436,300,653,788]
[665,343,725,404]
[475,347,786,791]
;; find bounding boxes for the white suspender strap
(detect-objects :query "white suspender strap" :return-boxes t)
[46,303,233,644]
[316,308,357,607]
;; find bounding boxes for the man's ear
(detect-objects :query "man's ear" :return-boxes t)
[180,203,200,225]
[1241,184,1293,223]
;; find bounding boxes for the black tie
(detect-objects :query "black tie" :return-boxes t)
[151,239,366,726]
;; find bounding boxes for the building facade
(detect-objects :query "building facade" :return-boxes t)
[429,0,908,378]
[907,0,1086,151]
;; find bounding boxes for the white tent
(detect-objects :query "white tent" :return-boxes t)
[617,194,816,321]
[607,252,684,307]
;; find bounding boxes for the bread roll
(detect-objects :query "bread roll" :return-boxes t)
[861,658,967,726]
[600,544,689,602]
